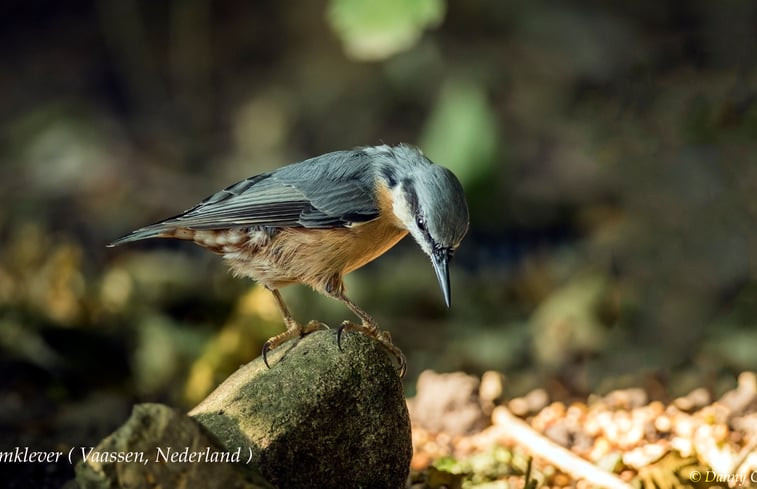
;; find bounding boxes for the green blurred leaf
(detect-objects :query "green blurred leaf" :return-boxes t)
[704,328,757,371]
[0,319,62,370]
[426,465,465,489]
[133,314,210,397]
[327,0,445,61]
[635,452,706,489]
[420,77,499,185]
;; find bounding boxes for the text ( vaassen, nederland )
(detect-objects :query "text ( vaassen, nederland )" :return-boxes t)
[0,446,251,465]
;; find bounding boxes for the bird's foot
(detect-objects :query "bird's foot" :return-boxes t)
[337,321,407,378]
[262,319,328,368]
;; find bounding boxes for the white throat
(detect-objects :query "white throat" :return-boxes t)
[389,184,433,256]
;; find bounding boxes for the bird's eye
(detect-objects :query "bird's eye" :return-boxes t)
[416,217,426,231]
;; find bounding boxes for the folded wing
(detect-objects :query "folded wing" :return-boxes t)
[108,149,381,246]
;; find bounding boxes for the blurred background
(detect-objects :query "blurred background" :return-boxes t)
[1,0,756,485]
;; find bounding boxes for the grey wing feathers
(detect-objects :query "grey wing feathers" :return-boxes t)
[108,149,381,246]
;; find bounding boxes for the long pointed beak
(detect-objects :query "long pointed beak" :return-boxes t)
[432,251,451,308]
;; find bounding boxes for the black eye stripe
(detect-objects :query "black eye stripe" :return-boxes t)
[381,166,398,188]
[402,180,419,214]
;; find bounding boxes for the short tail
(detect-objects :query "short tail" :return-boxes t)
[107,224,168,247]
[107,224,196,247]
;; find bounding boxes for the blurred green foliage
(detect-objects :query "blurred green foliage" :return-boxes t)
[421,77,500,185]
[327,0,445,61]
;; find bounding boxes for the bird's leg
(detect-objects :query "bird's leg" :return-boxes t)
[330,288,407,378]
[262,288,326,368]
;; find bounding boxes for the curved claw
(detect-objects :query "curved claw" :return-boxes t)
[337,328,343,351]
[336,320,407,378]
[397,359,407,379]
[336,323,348,352]
[262,341,273,369]
[262,320,326,369]
[304,320,329,334]
[337,320,359,352]
[381,346,407,378]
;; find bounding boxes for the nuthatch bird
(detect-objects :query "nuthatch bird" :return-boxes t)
[109,144,469,376]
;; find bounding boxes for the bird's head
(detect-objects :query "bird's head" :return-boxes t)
[378,145,470,307]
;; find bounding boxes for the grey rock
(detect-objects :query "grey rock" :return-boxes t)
[74,403,273,489]
[73,329,411,489]
[190,328,412,489]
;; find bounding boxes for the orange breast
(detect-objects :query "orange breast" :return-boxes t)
[269,213,408,291]
[223,179,408,292]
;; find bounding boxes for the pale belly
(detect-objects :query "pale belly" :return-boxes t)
[222,220,408,293]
